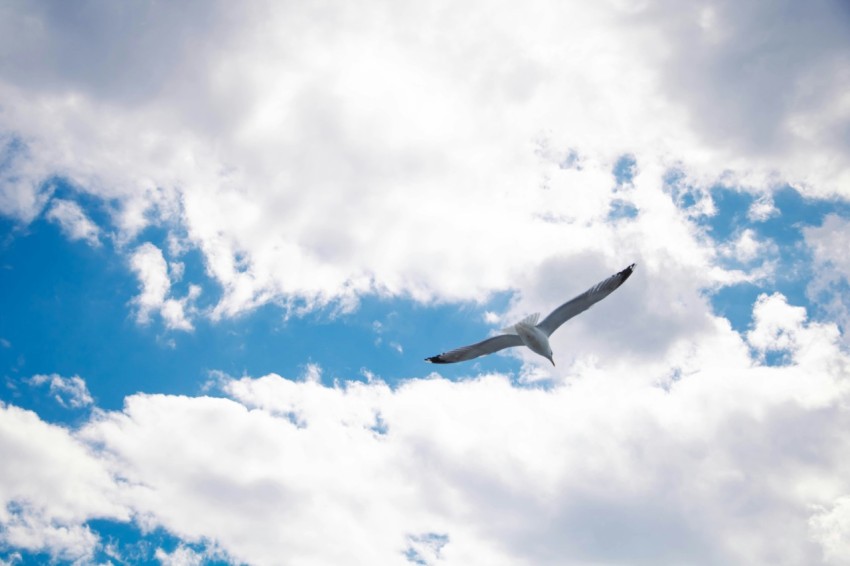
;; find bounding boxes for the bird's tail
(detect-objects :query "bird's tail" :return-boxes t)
[501,312,540,334]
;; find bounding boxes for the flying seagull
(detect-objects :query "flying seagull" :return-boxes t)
[425,263,636,365]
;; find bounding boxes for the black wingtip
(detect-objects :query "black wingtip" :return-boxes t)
[619,262,636,281]
[425,356,448,364]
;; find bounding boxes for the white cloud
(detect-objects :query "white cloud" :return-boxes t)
[0,403,127,561]
[44,198,101,247]
[0,283,848,565]
[66,293,850,564]
[805,215,850,280]
[719,228,777,264]
[73,332,848,565]
[748,193,779,222]
[810,496,850,565]
[804,214,850,344]
[26,373,94,409]
[747,292,845,371]
[482,311,501,325]
[154,544,212,566]
[0,1,847,320]
[747,293,807,355]
[129,243,199,331]
[0,506,100,564]
[0,551,22,566]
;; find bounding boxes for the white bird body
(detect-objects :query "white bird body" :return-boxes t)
[425,263,636,365]
[514,320,554,365]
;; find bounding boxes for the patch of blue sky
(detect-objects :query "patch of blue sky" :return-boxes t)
[703,185,850,244]
[0,545,50,565]
[0,135,26,170]
[404,532,450,565]
[121,204,522,383]
[669,182,850,340]
[0,519,229,566]
[558,148,581,170]
[1,202,521,422]
[607,155,639,221]
[131,221,220,311]
[1,214,142,420]
[607,199,639,221]
[48,178,118,228]
[663,168,697,209]
[612,154,636,186]
[761,349,792,367]
[90,520,232,566]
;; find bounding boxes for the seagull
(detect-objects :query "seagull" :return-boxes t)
[425,263,636,365]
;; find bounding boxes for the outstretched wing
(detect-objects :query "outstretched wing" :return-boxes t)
[425,334,523,364]
[536,263,636,337]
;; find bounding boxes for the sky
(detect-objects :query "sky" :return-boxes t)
[1,1,850,564]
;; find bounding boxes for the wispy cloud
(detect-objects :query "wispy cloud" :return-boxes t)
[129,243,200,331]
[804,214,850,345]
[44,199,101,247]
[154,544,228,566]
[26,373,93,409]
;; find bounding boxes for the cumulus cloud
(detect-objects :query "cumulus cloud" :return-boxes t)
[154,544,223,566]
[44,198,101,247]
[810,496,850,565]
[804,214,850,344]
[0,282,847,565]
[129,243,200,331]
[72,319,850,565]
[641,0,850,192]
[0,403,127,562]
[748,193,780,222]
[25,373,94,409]
[0,0,848,321]
[719,228,777,264]
[0,506,100,564]
[747,292,846,372]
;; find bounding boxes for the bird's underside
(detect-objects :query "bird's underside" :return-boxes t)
[425,263,636,364]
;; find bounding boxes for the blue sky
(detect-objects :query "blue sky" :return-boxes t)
[1,205,519,416]
[2,1,850,565]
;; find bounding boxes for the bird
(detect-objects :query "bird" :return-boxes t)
[425,263,636,365]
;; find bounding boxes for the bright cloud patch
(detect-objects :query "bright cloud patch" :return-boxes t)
[810,496,850,565]
[804,214,850,344]
[154,543,225,566]
[129,243,200,331]
[4,291,850,564]
[1,0,849,319]
[0,312,848,565]
[0,403,128,562]
[44,198,100,247]
[719,228,777,264]
[746,292,847,372]
[26,373,93,409]
[2,287,849,564]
